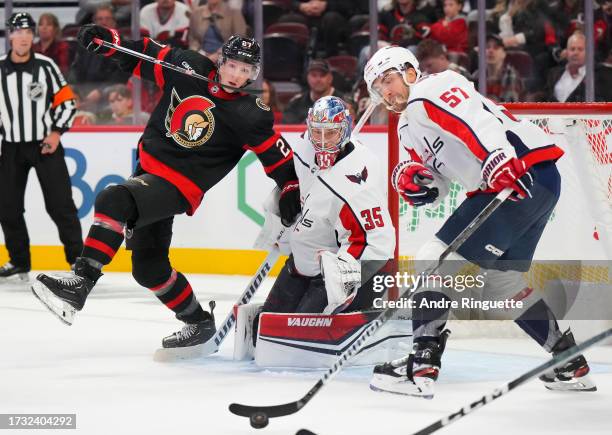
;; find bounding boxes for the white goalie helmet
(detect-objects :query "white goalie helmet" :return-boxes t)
[364,45,421,106]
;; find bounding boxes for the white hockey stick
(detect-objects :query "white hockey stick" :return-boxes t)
[153,242,282,362]
[229,188,513,420]
[352,103,376,139]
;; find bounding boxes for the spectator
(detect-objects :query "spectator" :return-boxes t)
[600,0,612,59]
[76,0,132,27]
[33,13,71,75]
[104,84,150,125]
[545,31,612,102]
[426,0,468,53]
[415,39,472,78]
[473,34,523,102]
[379,0,430,48]
[277,0,351,57]
[262,80,283,125]
[72,89,97,126]
[282,59,345,124]
[140,0,190,48]
[189,0,247,55]
[498,0,559,86]
[68,4,131,113]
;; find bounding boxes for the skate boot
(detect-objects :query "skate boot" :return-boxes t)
[154,302,217,362]
[31,257,102,326]
[162,312,216,348]
[0,262,30,284]
[370,329,450,399]
[539,329,596,392]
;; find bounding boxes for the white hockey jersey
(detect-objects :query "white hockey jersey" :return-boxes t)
[289,137,396,277]
[140,2,190,46]
[398,70,564,192]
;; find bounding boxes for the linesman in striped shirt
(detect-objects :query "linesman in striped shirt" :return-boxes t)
[0,12,83,282]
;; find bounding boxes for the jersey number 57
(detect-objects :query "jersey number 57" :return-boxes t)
[439,87,470,108]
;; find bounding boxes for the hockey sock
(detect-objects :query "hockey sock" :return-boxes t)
[514,299,563,351]
[412,290,451,342]
[150,270,209,323]
[82,186,136,266]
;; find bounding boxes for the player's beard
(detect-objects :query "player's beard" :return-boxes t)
[386,94,409,113]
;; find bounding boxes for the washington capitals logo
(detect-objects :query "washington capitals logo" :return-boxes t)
[346,167,368,184]
[165,89,215,148]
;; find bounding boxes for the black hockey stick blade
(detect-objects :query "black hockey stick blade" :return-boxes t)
[411,327,612,435]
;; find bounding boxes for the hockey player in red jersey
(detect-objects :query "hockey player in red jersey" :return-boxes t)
[31,27,301,350]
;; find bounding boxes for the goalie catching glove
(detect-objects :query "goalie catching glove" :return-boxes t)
[392,161,439,207]
[319,251,361,314]
[481,149,534,200]
[77,24,120,56]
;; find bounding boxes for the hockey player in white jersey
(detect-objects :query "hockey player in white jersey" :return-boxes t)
[256,96,395,315]
[363,46,594,398]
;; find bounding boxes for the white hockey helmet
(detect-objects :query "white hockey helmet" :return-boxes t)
[364,45,421,106]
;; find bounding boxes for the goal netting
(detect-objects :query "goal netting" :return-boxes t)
[387,102,612,341]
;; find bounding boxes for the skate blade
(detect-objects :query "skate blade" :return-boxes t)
[0,273,30,286]
[153,341,219,362]
[31,281,76,326]
[369,375,434,399]
[543,374,597,392]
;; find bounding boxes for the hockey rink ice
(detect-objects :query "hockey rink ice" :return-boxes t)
[2,272,612,435]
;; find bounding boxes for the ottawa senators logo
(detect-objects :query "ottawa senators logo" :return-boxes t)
[165,89,215,148]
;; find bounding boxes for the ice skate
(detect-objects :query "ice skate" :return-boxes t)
[370,330,450,399]
[154,306,216,362]
[31,258,102,325]
[0,262,30,285]
[540,329,596,392]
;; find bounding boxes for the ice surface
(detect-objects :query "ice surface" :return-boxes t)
[1,273,611,435]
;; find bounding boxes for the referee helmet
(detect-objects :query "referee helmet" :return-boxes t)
[7,12,36,33]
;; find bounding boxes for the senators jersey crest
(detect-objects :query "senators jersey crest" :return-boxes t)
[165,89,215,148]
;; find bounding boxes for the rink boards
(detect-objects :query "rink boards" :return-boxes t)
[0,125,608,273]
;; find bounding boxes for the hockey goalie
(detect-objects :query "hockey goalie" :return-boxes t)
[234,96,406,367]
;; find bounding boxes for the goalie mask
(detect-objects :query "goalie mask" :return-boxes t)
[307,96,353,170]
[364,45,421,112]
[218,35,261,84]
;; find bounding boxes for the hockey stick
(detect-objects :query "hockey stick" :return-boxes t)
[411,327,612,435]
[92,38,263,95]
[229,187,513,421]
[352,102,376,136]
[199,246,281,357]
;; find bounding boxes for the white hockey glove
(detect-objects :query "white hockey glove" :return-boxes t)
[320,251,361,314]
[254,187,292,254]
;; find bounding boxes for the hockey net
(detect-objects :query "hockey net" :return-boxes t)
[387,102,612,340]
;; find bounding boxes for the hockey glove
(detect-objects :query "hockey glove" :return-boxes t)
[77,24,120,56]
[278,180,301,227]
[392,161,439,207]
[481,149,534,200]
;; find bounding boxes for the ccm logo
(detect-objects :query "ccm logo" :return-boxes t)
[288,318,332,327]
[485,244,504,256]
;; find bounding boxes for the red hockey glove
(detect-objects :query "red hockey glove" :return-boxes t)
[481,149,534,200]
[392,161,439,207]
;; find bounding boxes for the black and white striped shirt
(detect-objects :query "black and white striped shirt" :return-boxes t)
[0,51,76,143]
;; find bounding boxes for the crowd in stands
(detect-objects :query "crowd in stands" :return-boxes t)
[19,0,612,125]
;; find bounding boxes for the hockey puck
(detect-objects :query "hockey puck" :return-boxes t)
[249,412,269,429]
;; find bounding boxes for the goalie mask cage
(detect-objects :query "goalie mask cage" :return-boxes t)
[387,102,612,340]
